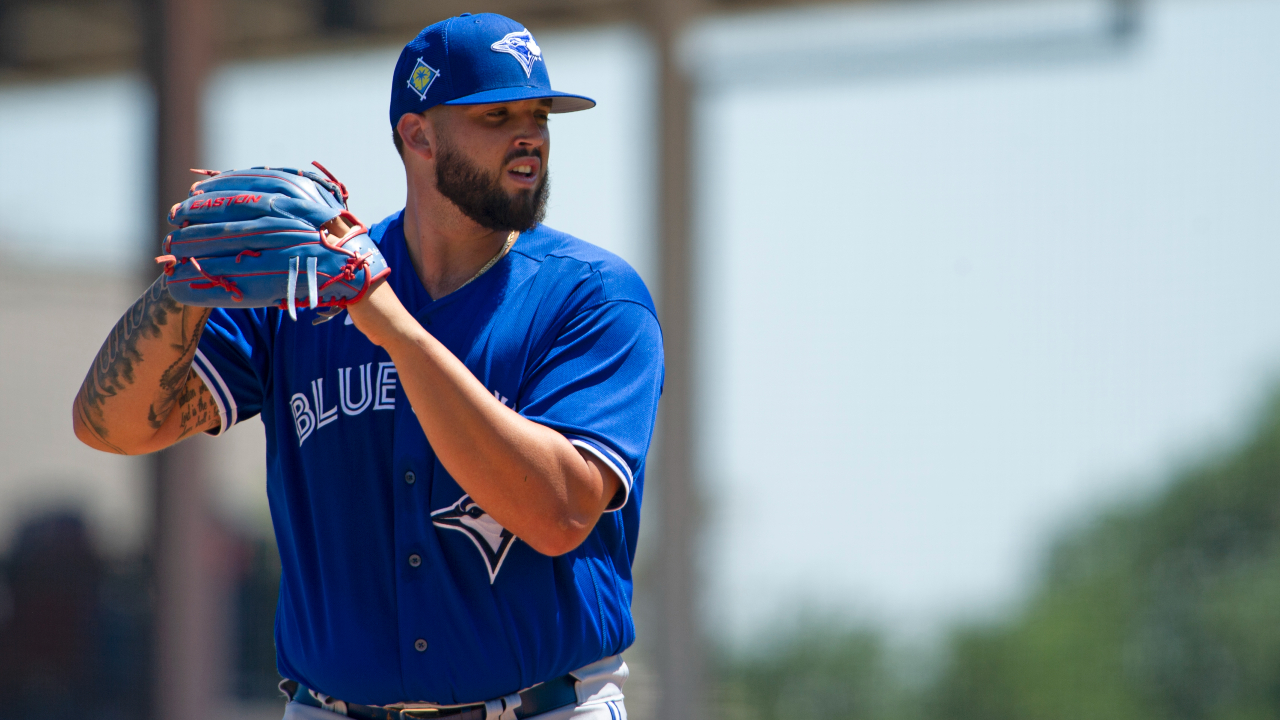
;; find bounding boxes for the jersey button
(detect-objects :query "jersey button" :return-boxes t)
[404,471,416,485]
[415,638,428,652]
[408,553,422,568]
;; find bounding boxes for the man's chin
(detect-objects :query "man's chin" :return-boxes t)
[501,180,539,195]
[502,186,539,205]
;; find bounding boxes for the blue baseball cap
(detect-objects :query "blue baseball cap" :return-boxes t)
[389,13,595,129]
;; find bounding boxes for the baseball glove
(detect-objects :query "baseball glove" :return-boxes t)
[156,162,390,324]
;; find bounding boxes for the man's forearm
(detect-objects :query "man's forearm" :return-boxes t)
[387,324,616,555]
[348,282,619,555]
[73,275,216,454]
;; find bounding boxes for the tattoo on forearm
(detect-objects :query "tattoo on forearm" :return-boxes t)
[75,276,212,449]
[146,303,212,431]
[167,373,218,442]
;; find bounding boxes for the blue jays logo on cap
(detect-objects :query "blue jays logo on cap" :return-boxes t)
[490,29,542,78]
[407,57,441,101]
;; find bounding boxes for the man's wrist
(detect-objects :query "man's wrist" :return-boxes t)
[346,281,425,350]
[376,316,432,356]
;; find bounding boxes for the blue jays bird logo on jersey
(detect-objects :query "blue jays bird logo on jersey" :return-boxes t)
[431,495,516,583]
[490,30,542,77]
[408,57,441,100]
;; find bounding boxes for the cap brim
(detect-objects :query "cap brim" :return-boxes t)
[443,87,596,113]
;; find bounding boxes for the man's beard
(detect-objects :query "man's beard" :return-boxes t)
[435,140,550,232]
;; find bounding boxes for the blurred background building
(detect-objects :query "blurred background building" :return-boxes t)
[4,0,1280,718]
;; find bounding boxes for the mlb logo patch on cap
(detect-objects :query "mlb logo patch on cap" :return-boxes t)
[408,58,441,101]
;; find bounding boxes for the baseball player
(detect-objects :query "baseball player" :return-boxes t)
[72,13,663,720]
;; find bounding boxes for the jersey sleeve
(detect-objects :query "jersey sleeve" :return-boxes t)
[518,300,664,512]
[193,307,272,435]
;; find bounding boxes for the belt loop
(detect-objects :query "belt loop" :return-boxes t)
[483,693,521,720]
[310,689,350,716]
[500,693,521,720]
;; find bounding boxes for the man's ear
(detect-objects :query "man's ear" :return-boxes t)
[396,113,434,160]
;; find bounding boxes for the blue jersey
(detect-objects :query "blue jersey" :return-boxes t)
[191,212,664,706]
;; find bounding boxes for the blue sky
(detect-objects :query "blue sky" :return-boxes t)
[694,0,1280,641]
[3,0,1279,645]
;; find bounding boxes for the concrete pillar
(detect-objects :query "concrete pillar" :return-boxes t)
[647,1,706,718]
[142,0,230,718]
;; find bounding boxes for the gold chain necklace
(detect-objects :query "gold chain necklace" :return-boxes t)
[457,230,517,291]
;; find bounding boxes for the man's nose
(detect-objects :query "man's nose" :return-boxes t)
[513,116,546,147]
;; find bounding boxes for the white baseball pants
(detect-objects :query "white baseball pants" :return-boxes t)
[281,655,628,720]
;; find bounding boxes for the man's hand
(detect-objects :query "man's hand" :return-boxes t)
[346,282,621,556]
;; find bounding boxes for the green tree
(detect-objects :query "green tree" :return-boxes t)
[716,389,1280,720]
[716,622,923,720]
[933,390,1280,720]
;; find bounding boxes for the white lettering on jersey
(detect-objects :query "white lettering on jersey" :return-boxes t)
[493,389,511,408]
[339,363,374,415]
[311,379,339,429]
[291,362,397,446]
[290,393,316,446]
[374,362,398,410]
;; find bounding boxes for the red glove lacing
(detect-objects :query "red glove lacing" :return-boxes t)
[154,254,243,302]
[310,161,350,205]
